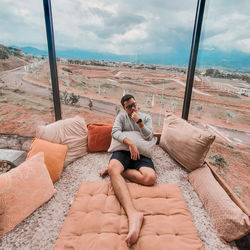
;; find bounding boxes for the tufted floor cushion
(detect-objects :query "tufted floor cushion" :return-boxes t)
[54,182,203,250]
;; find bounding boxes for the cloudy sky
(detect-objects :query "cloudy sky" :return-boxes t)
[0,0,250,55]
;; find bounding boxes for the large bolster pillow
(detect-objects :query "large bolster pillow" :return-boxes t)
[188,165,250,242]
[108,131,157,158]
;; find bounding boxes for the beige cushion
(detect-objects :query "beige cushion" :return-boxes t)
[188,165,250,242]
[36,116,88,166]
[159,112,215,171]
[54,182,204,250]
[108,131,157,158]
[0,152,55,237]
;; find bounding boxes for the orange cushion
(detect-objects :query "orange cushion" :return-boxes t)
[26,138,68,183]
[54,182,204,250]
[0,152,55,237]
[188,165,250,241]
[87,124,113,152]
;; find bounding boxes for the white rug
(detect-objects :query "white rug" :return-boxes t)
[0,146,238,250]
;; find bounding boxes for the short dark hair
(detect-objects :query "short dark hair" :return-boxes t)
[121,94,135,106]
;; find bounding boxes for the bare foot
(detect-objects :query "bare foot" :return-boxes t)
[100,168,108,177]
[125,212,144,248]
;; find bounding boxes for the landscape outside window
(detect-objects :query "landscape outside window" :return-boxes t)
[0,0,55,137]
[50,0,196,131]
[189,1,250,209]
[0,0,249,208]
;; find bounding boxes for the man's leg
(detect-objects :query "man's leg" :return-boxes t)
[122,167,156,186]
[108,159,144,247]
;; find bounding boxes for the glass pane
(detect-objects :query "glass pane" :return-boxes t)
[0,0,54,140]
[190,1,250,208]
[51,0,196,132]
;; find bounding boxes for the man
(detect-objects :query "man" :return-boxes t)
[100,94,156,247]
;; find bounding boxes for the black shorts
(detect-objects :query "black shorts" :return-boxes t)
[110,150,155,172]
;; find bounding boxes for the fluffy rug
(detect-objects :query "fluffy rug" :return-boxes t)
[0,146,238,249]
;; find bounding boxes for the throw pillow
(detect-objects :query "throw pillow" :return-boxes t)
[159,112,215,171]
[108,131,157,158]
[0,152,55,237]
[26,138,68,182]
[188,165,250,242]
[36,115,88,166]
[87,124,113,152]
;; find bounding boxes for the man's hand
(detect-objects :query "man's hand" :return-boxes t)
[123,138,140,160]
[131,111,139,122]
[129,143,140,160]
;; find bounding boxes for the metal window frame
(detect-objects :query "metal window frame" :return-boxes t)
[43,0,61,121]
[182,0,206,120]
[43,0,206,122]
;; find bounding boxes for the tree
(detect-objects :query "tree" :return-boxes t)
[115,105,120,114]
[196,105,203,117]
[88,99,93,110]
[226,110,234,123]
[0,47,9,59]
[171,101,176,112]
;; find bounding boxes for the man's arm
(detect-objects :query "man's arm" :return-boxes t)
[123,138,140,160]
[111,113,126,143]
[112,113,140,160]
[131,112,153,141]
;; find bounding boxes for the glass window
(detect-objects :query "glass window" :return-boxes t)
[190,0,250,208]
[0,0,54,138]
[51,0,196,132]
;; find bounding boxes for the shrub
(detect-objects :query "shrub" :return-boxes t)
[60,90,80,105]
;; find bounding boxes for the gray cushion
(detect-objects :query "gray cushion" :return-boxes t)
[108,131,157,158]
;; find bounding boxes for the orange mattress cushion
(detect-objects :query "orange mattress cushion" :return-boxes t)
[54,182,203,250]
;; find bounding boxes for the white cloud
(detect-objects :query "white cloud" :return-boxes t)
[236,39,250,54]
[0,0,250,55]
[200,0,250,54]
[112,25,148,43]
[203,32,238,51]
[14,8,29,17]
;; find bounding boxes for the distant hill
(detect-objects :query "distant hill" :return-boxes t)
[20,46,48,56]
[16,45,250,73]
[0,45,10,59]
[0,44,24,58]
[0,44,28,72]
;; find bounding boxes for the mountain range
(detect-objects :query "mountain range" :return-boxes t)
[17,46,250,73]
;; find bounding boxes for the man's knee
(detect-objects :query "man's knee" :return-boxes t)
[108,160,123,177]
[142,172,156,186]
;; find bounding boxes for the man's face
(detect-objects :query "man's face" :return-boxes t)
[123,98,138,116]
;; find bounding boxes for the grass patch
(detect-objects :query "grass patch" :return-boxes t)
[233,186,243,200]
[209,153,230,177]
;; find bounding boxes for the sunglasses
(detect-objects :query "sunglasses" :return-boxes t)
[125,102,137,110]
